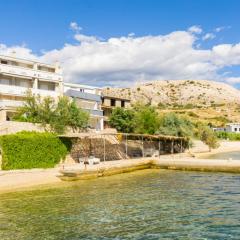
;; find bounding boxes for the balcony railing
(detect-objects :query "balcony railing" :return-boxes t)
[0,100,23,108]
[84,108,103,117]
[0,63,62,82]
[0,84,60,98]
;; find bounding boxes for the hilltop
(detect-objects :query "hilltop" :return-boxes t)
[103,80,240,126]
[103,80,240,106]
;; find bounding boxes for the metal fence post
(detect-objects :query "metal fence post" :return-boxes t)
[158,139,161,158]
[171,140,174,155]
[180,139,182,152]
[103,134,106,162]
[125,134,128,159]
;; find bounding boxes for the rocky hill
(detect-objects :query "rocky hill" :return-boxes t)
[103,80,240,106]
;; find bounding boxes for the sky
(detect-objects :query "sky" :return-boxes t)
[0,0,240,88]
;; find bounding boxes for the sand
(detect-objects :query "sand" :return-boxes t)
[0,141,239,194]
[0,168,61,194]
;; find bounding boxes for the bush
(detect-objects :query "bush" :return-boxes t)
[133,104,160,134]
[109,107,135,133]
[158,113,194,137]
[0,131,68,170]
[197,126,219,151]
[216,131,240,141]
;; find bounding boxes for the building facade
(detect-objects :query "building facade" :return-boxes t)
[226,123,240,133]
[0,54,63,121]
[102,95,131,128]
[64,83,104,130]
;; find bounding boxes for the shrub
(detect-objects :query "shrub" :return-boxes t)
[197,125,219,151]
[133,104,160,134]
[216,131,240,141]
[158,113,194,137]
[0,131,68,170]
[109,107,135,133]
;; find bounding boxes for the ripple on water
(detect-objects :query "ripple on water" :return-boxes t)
[0,169,240,240]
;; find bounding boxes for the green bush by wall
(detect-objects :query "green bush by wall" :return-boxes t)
[0,131,68,170]
[216,131,240,141]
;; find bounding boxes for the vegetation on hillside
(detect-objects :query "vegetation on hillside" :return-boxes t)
[109,104,220,151]
[14,91,89,134]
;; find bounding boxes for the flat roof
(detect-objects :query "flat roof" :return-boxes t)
[0,54,57,68]
[64,82,102,90]
[102,95,130,101]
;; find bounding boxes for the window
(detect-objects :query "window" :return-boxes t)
[234,128,237,132]
[110,99,116,107]
[38,81,55,91]
[0,78,11,85]
[1,60,8,64]
[121,101,125,108]
[38,66,55,73]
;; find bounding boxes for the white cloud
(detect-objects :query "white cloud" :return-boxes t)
[226,77,240,84]
[0,44,37,60]
[215,26,231,32]
[69,22,82,32]
[215,26,225,32]
[202,33,216,41]
[128,32,135,37]
[1,26,240,87]
[74,34,98,43]
[188,25,202,34]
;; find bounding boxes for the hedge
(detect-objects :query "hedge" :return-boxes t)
[0,131,68,170]
[216,131,240,141]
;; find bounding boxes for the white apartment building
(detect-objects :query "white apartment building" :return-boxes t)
[64,83,104,130]
[0,54,63,121]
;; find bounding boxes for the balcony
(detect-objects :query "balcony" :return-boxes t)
[84,108,103,117]
[0,63,62,82]
[0,84,60,98]
[0,100,23,108]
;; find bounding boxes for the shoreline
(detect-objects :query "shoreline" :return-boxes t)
[0,168,62,194]
[1,156,240,194]
[1,141,240,194]
[191,140,240,158]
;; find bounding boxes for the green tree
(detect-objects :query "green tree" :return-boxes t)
[198,125,219,151]
[133,104,159,134]
[14,91,89,134]
[109,107,134,133]
[68,100,89,132]
[158,113,193,137]
[14,90,41,123]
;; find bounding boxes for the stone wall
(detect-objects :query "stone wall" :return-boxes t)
[0,121,46,135]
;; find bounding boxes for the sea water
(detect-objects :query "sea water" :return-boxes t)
[0,169,240,239]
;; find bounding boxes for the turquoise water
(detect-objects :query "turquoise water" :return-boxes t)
[203,151,240,160]
[1,169,240,239]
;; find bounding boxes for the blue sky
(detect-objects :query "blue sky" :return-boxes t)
[0,0,240,88]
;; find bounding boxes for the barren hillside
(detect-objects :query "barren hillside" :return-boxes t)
[103,80,240,106]
[103,80,240,126]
